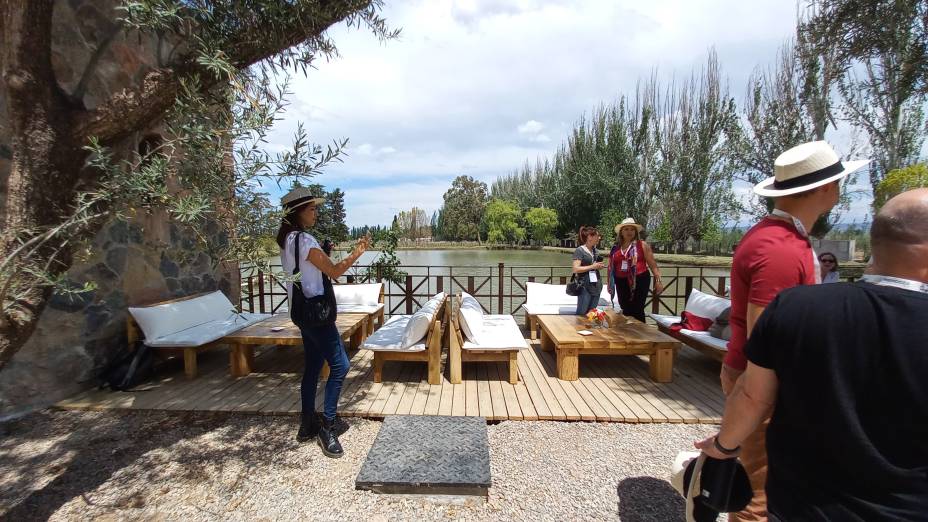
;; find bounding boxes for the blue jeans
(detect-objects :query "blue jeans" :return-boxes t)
[575,285,599,315]
[299,323,350,421]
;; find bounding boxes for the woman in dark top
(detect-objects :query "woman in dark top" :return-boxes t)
[572,226,605,315]
[607,218,663,322]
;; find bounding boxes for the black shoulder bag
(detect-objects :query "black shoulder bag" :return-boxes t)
[290,232,337,328]
[566,274,582,296]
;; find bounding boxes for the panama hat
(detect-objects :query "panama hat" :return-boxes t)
[614,217,644,235]
[671,451,753,522]
[281,187,325,210]
[754,141,870,197]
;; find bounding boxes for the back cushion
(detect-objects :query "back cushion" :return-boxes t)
[401,308,433,348]
[401,292,446,348]
[684,289,731,323]
[333,283,382,306]
[526,282,577,306]
[129,291,234,341]
[458,292,484,343]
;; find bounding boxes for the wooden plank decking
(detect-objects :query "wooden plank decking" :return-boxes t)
[57,340,724,423]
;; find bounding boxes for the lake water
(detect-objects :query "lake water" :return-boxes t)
[251,248,729,316]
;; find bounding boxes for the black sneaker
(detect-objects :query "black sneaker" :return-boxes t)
[296,412,320,442]
[318,417,344,458]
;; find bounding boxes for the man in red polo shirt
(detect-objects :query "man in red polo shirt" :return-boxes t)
[722,141,870,521]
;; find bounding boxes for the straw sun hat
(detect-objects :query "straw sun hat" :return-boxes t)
[281,187,325,210]
[754,141,870,197]
[614,217,644,235]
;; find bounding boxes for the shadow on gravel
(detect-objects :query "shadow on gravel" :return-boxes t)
[0,409,308,520]
[617,476,685,521]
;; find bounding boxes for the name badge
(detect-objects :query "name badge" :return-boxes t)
[588,270,598,283]
[621,261,628,271]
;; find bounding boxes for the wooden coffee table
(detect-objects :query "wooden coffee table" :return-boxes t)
[536,312,680,382]
[221,313,369,377]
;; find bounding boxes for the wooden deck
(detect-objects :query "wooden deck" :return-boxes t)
[57,340,725,423]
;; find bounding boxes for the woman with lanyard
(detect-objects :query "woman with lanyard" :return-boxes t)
[607,218,664,323]
[572,226,605,315]
[276,187,369,458]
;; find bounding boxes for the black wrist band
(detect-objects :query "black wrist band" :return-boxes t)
[714,436,740,455]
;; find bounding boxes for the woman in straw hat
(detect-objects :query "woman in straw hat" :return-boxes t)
[276,187,370,458]
[607,218,664,322]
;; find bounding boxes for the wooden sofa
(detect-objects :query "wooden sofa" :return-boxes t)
[334,282,385,336]
[449,294,528,384]
[648,289,730,362]
[521,282,617,339]
[127,291,270,378]
[361,294,448,385]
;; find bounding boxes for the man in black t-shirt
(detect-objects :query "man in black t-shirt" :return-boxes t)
[695,189,928,521]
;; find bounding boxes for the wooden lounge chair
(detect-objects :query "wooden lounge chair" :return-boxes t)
[361,294,448,385]
[649,289,731,362]
[334,282,385,335]
[127,291,270,378]
[449,293,528,385]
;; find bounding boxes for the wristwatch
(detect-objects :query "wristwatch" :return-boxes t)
[714,435,740,455]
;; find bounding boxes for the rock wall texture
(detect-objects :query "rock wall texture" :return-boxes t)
[0,1,239,417]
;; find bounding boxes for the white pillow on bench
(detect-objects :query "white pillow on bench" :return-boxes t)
[400,292,446,348]
[129,291,235,341]
[458,292,484,344]
[685,289,731,323]
[333,283,381,306]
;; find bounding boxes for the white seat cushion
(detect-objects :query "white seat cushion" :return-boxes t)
[522,304,579,315]
[685,289,731,321]
[336,303,384,314]
[333,283,382,306]
[649,314,728,352]
[129,291,237,342]
[143,312,271,347]
[462,315,529,351]
[362,316,426,352]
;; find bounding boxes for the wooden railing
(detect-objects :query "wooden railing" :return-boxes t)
[239,264,760,318]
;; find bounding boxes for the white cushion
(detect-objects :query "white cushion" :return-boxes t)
[336,303,384,314]
[462,315,529,351]
[129,291,236,342]
[648,314,729,352]
[362,315,426,352]
[144,312,271,347]
[458,292,484,344]
[401,308,433,348]
[522,304,579,315]
[333,283,382,306]
[525,282,577,306]
[684,289,731,321]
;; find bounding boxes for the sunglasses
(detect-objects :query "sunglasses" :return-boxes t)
[819,258,836,263]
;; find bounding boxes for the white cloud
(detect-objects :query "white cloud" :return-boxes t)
[260,0,840,226]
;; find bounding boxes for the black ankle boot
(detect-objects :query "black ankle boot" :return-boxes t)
[296,412,320,442]
[317,417,344,458]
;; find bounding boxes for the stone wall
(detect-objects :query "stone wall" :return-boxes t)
[0,1,238,417]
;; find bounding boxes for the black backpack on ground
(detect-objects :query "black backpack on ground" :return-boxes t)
[99,342,155,391]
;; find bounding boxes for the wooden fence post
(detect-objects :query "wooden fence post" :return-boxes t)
[467,276,475,295]
[257,270,266,314]
[497,262,504,314]
[718,276,727,297]
[405,275,413,314]
[684,276,694,305]
[436,275,443,294]
[247,276,255,313]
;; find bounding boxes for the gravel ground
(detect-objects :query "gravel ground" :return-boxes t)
[0,410,715,521]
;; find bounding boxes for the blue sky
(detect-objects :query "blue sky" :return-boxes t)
[258,0,876,229]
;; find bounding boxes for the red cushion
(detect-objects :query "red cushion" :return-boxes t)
[670,310,715,332]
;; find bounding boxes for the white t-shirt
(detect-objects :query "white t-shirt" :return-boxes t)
[281,231,324,298]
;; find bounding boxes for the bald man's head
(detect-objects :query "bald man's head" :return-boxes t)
[871,189,928,276]
[872,189,928,246]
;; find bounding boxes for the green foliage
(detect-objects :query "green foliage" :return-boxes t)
[364,229,406,286]
[392,207,430,240]
[874,164,928,209]
[484,199,525,244]
[438,176,489,242]
[524,207,558,243]
[649,218,672,242]
[597,208,626,244]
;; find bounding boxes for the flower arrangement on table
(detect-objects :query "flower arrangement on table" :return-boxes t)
[585,308,609,329]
